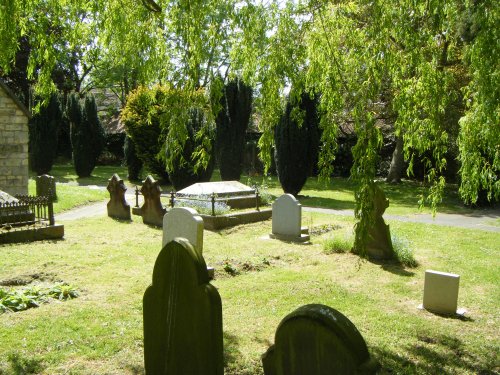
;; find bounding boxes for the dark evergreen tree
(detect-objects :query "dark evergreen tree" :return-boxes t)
[28,93,62,175]
[124,135,143,181]
[215,78,253,181]
[68,93,105,177]
[274,92,320,196]
[167,108,215,190]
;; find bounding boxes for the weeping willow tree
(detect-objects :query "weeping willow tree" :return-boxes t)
[1,0,498,255]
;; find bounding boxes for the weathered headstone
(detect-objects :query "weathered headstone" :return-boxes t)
[140,175,166,227]
[262,304,379,375]
[422,270,463,315]
[364,183,394,259]
[143,238,223,374]
[270,194,309,242]
[106,174,131,220]
[162,207,204,253]
[36,174,56,201]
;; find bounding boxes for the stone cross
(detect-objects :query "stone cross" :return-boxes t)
[140,175,166,227]
[422,270,462,315]
[106,174,131,220]
[36,174,56,202]
[162,207,204,254]
[143,238,223,374]
[262,304,379,375]
[270,194,309,242]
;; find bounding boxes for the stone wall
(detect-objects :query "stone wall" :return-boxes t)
[0,85,29,196]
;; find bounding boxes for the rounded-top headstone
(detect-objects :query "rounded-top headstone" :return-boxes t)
[162,207,204,254]
[272,194,302,237]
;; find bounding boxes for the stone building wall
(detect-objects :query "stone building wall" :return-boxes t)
[0,83,29,196]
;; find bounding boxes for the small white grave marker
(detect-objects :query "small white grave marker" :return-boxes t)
[270,194,309,242]
[421,269,465,315]
[162,207,214,278]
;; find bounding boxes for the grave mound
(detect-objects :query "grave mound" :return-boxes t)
[177,181,257,209]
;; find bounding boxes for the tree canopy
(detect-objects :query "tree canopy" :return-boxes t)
[1,0,498,254]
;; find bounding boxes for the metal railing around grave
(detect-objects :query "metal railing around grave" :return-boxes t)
[133,188,260,216]
[0,195,55,228]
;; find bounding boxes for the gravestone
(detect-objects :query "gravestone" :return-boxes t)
[365,183,394,259]
[162,207,214,279]
[162,207,204,253]
[140,175,166,227]
[143,238,223,374]
[36,174,56,201]
[106,174,131,220]
[262,304,379,375]
[422,270,463,315]
[270,194,309,242]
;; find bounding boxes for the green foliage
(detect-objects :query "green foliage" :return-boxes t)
[0,284,79,314]
[123,135,143,181]
[68,93,105,178]
[214,78,253,181]
[323,234,353,254]
[29,93,62,175]
[274,91,320,196]
[392,235,418,268]
[175,195,230,216]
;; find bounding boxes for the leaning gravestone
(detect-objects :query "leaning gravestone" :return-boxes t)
[140,175,166,227]
[270,194,309,242]
[421,270,464,315]
[143,238,223,374]
[262,304,379,375]
[364,183,394,259]
[36,174,56,201]
[106,174,131,220]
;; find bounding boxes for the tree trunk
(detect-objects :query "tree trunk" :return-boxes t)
[386,135,404,183]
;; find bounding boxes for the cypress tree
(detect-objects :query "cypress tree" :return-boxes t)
[124,135,143,181]
[68,93,105,178]
[29,93,62,175]
[274,92,320,196]
[215,79,253,181]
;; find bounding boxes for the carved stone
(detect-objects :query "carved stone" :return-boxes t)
[36,174,56,201]
[140,175,166,227]
[366,183,394,259]
[106,174,131,220]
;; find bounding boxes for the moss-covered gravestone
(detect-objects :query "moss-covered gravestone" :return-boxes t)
[365,183,394,259]
[262,304,379,375]
[106,174,131,220]
[140,175,166,227]
[143,238,223,374]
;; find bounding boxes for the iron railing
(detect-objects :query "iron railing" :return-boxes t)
[0,195,54,228]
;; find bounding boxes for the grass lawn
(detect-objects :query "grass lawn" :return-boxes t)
[0,211,498,374]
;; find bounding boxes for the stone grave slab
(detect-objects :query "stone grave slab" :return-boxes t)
[270,194,309,242]
[106,174,131,220]
[421,270,464,315]
[36,174,56,201]
[143,238,223,374]
[177,181,258,209]
[262,304,379,375]
[140,175,166,227]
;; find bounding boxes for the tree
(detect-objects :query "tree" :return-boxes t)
[124,135,143,181]
[68,93,105,178]
[214,78,253,181]
[29,93,62,175]
[274,91,320,196]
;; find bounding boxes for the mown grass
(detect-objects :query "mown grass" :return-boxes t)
[0,212,498,374]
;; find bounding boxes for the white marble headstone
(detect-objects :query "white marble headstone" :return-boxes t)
[423,270,460,315]
[162,207,204,255]
[272,194,302,237]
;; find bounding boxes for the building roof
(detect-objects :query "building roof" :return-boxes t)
[0,79,31,118]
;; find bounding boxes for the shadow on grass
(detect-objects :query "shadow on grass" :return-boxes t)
[298,195,355,211]
[223,331,243,367]
[373,332,496,374]
[124,364,145,375]
[3,353,44,375]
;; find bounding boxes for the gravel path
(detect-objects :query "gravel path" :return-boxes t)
[55,187,499,233]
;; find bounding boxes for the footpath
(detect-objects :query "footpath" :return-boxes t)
[56,190,500,233]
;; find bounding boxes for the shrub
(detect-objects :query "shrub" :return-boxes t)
[121,85,169,181]
[392,235,418,267]
[214,78,253,181]
[323,234,353,254]
[68,93,105,177]
[274,91,320,196]
[29,93,62,175]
